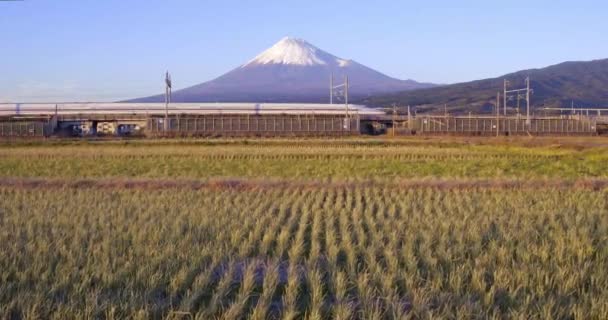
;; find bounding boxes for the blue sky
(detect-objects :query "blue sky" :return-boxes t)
[1,0,607,102]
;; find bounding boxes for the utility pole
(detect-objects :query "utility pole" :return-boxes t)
[571,100,574,115]
[496,92,500,136]
[330,74,349,129]
[517,93,521,114]
[165,71,172,132]
[345,75,349,125]
[407,105,412,131]
[526,76,531,126]
[329,73,333,104]
[392,103,397,137]
[504,77,532,125]
[503,79,508,116]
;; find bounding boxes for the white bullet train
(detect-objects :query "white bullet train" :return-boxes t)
[0,103,385,116]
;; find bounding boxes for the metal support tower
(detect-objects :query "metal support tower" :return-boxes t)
[496,92,500,136]
[330,74,350,129]
[392,103,397,137]
[345,75,349,120]
[504,77,532,126]
[526,77,530,125]
[164,71,172,131]
[329,73,333,104]
[407,105,412,130]
[503,80,508,115]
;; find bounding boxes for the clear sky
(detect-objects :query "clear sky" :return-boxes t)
[1,0,607,102]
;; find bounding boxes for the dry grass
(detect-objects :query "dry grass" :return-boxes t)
[1,177,608,191]
[1,138,607,318]
[1,186,607,318]
[0,139,607,179]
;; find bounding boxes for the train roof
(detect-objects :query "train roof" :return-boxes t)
[0,103,385,116]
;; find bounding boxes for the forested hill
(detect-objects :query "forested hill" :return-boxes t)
[361,59,608,113]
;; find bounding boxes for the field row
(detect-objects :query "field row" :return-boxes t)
[0,152,570,162]
[1,186,607,318]
[2,136,606,149]
[0,143,577,157]
[0,146,608,179]
[2,177,608,192]
[0,140,576,155]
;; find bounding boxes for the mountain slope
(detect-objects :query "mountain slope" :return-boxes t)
[132,37,435,103]
[362,59,608,113]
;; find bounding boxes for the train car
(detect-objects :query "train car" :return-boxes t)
[0,102,384,137]
[0,102,385,116]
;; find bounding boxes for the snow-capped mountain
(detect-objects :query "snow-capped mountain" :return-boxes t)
[132,37,436,103]
[244,37,351,67]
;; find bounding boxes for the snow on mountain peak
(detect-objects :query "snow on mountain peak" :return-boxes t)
[244,37,351,67]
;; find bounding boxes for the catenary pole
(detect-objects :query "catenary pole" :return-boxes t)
[496,92,500,136]
[526,77,531,125]
[164,71,171,132]
[345,75,349,121]
[503,79,508,116]
[392,104,396,137]
[330,73,333,104]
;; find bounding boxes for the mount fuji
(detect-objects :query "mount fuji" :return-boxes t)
[131,37,436,103]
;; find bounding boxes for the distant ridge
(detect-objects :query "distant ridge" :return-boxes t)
[362,59,608,113]
[130,37,435,103]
